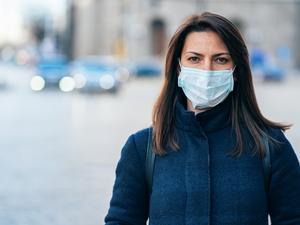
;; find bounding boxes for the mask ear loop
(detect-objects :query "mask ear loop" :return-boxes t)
[178,59,181,66]
[177,58,183,75]
[232,65,237,82]
[232,65,236,72]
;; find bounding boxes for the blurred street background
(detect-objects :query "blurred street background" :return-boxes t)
[0,0,300,225]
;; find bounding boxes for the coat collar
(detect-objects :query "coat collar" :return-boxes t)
[175,95,232,134]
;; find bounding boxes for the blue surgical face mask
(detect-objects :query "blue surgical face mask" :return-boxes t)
[178,62,235,109]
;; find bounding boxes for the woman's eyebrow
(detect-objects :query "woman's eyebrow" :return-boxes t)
[184,51,201,56]
[184,51,230,57]
[213,53,231,57]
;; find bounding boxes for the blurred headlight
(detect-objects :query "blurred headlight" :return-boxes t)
[99,74,115,90]
[59,76,75,92]
[30,76,45,91]
[115,67,130,82]
[73,73,86,89]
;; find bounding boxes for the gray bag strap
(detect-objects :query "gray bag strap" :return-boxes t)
[145,130,272,194]
[145,128,155,193]
[262,135,271,193]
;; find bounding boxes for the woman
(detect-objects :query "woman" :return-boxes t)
[105,12,300,225]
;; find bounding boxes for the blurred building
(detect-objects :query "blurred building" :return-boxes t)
[0,0,69,64]
[71,0,300,68]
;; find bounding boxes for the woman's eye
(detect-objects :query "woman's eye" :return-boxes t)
[188,57,200,63]
[215,57,229,64]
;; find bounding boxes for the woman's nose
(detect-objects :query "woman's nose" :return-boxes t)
[201,59,213,70]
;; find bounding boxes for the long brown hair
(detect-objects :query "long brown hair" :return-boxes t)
[152,12,290,156]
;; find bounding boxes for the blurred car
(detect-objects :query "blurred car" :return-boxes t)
[131,57,162,77]
[30,55,73,92]
[261,61,285,81]
[0,76,6,89]
[250,48,285,82]
[69,56,130,93]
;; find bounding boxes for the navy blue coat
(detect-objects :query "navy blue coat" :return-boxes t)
[105,98,300,225]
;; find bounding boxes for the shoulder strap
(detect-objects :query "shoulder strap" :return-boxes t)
[262,135,271,193]
[145,128,156,193]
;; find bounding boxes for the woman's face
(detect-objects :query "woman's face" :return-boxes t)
[180,31,234,70]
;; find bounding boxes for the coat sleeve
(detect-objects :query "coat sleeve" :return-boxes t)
[269,130,300,225]
[104,134,149,225]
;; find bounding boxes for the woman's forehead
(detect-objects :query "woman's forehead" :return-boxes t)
[182,31,229,54]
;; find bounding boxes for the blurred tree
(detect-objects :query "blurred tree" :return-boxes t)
[63,0,75,60]
[151,18,166,56]
[296,2,300,69]
[31,18,46,43]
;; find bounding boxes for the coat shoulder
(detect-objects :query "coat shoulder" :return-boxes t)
[129,126,152,163]
[267,127,293,152]
[267,127,286,140]
[267,127,299,166]
[132,127,152,145]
